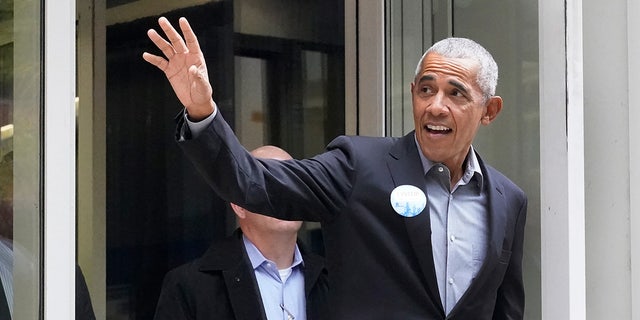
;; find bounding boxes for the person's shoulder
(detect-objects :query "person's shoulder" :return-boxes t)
[482,163,527,200]
[162,258,204,285]
[326,134,401,154]
[163,234,243,283]
[331,134,398,144]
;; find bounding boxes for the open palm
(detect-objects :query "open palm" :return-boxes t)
[143,17,215,120]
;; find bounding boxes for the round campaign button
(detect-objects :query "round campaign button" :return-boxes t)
[389,185,427,217]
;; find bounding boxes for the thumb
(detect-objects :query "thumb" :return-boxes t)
[188,65,213,100]
[186,65,215,119]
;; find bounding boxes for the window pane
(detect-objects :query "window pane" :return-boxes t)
[235,56,268,151]
[96,0,344,318]
[105,4,235,317]
[452,2,541,318]
[385,1,540,318]
[0,0,42,318]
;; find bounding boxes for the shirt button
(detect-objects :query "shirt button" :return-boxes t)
[438,166,444,172]
[450,235,456,242]
[448,278,454,285]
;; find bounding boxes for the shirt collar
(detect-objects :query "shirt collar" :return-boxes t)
[413,134,484,192]
[242,234,304,270]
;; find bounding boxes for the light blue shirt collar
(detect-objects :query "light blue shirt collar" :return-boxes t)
[413,134,484,193]
[243,234,304,270]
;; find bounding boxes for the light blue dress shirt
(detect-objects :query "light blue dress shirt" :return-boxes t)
[243,235,306,320]
[415,138,488,315]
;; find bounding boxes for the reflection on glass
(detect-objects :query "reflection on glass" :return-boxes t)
[0,22,15,320]
[101,1,344,317]
[301,50,329,157]
[235,56,268,151]
[451,2,541,319]
[0,0,42,318]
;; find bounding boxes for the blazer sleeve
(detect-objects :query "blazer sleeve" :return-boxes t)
[492,196,527,320]
[177,110,356,223]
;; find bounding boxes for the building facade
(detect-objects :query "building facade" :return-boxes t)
[0,0,638,319]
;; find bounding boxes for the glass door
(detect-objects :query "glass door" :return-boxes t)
[0,0,43,318]
[74,0,346,318]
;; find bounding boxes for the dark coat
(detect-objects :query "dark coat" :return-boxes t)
[154,229,328,320]
[178,112,527,320]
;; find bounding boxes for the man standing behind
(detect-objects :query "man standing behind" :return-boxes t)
[154,146,328,320]
[143,17,527,319]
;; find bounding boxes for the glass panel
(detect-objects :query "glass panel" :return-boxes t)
[301,50,330,156]
[235,56,268,151]
[105,4,235,318]
[0,0,42,318]
[385,0,540,318]
[452,2,540,319]
[385,0,433,136]
[93,0,344,318]
[233,0,344,253]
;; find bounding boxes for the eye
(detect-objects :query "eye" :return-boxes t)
[419,86,433,94]
[451,89,464,97]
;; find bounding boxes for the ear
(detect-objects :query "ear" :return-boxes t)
[230,203,246,219]
[481,96,503,125]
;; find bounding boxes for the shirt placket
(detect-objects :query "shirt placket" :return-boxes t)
[445,190,457,314]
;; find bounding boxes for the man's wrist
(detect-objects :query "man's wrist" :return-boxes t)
[185,99,215,122]
[184,101,217,138]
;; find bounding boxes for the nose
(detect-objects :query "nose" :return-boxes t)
[428,92,449,116]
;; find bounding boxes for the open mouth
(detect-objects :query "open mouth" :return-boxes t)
[425,124,452,134]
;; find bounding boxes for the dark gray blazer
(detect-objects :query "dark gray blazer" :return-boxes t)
[177,112,527,320]
[154,229,329,320]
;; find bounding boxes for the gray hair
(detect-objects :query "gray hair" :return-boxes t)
[415,37,498,101]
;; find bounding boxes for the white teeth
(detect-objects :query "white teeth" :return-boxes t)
[427,124,450,131]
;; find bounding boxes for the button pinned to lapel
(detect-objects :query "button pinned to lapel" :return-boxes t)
[390,185,427,217]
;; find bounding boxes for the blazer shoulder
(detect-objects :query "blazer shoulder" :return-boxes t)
[161,232,246,287]
[325,135,403,161]
[483,163,527,202]
[160,258,208,291]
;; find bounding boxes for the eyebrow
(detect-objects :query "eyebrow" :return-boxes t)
[448,80,469,95]
[417,75,434,83]
[417,75,470,95]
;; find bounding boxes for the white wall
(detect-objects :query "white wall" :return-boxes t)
[628,0,640,318]
[582,0,638,318]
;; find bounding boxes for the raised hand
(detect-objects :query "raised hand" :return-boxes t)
[143,17,215,121]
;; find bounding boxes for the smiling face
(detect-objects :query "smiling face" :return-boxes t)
[411,53,502,179]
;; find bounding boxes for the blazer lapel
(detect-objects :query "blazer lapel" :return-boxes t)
[301,251,324,298]
[199,230,267,320]
[387,132,444,315]
[222,266,266,320]
[477,156,508,270]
